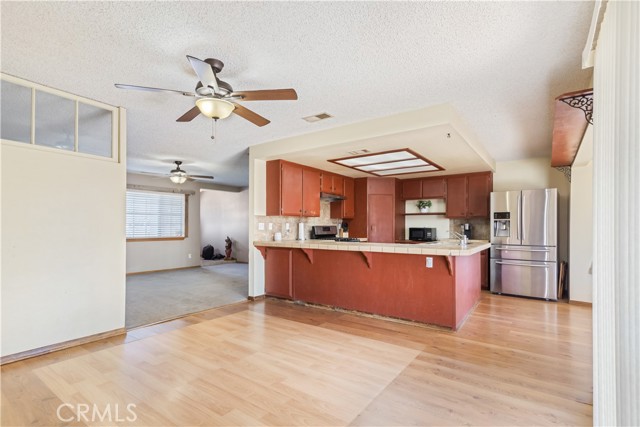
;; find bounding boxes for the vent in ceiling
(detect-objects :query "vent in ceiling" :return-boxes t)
[303,112,332,123]
[328,148,444,177]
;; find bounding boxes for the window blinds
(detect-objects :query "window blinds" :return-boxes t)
[126,190,185,239]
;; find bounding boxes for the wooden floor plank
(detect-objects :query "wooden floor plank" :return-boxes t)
[1,293,592,426]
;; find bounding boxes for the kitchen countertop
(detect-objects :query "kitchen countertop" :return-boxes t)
[253,239,491,256]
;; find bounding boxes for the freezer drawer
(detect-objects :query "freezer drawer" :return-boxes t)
[490,259,557,300]
[490,245,557,262]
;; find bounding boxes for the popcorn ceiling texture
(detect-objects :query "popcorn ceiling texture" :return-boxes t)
[255,201,342,241]
[0,2,593,187]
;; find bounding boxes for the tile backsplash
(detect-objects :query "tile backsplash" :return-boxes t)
[255,201,342,241]
[450,218,490,240]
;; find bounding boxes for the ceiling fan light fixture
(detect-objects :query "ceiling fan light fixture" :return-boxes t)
[195,98,235,119]
[169,170,188,184]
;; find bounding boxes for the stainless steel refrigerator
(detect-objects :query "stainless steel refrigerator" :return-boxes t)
[490,189,558,300]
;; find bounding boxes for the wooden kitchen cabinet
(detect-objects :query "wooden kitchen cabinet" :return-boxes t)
[279,161,303,216]
[347,177,404,242]
[480,249,489,290]
[467,173,492,217]
[264,248,293,299]
[446,175,468,218]
[302,168,321,216]
[401,179,422,200]
[445,172,492,219]
[401,177,446,200]
[330,177,355,219]
[266,160,320,217]
[421,177,446,199]
[321,172,344,195]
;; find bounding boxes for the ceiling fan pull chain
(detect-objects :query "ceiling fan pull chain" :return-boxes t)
[211,118,217,140]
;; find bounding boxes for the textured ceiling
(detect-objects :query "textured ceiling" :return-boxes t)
[1,1,593,187]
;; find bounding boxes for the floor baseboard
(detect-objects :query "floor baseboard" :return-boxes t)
[0,327,126,365]
[569,300,593,307]
[126,265,200,276]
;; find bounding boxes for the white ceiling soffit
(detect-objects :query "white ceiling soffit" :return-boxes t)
[253,104,495,178]
[0,1,594,186]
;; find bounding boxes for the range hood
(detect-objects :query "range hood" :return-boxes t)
[320,192,346,201]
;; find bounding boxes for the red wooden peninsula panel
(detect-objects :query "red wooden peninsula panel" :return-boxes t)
[284,248,482,329]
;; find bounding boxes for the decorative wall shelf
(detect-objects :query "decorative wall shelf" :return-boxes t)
[404,212,446,216]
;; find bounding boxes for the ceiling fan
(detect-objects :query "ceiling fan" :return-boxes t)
[115,55,298,129]
[168,161,213,184]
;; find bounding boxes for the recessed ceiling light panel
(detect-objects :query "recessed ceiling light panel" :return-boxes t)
[329,148,443,177]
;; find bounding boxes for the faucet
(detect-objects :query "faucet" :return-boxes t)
[452,231,468,246]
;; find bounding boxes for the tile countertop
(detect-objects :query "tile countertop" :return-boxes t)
[253,239,491,257]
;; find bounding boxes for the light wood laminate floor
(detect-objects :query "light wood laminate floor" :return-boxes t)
[1,293,592,426]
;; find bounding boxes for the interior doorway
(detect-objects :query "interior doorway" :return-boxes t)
[125,180,250,329]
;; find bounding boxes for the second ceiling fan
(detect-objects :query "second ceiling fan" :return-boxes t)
[115,55,298,127]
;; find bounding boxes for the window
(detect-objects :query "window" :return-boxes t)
[126,190,186,240]
[1,73,117,160]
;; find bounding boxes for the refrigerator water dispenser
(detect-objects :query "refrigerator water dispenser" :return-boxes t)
[493,212,511,237]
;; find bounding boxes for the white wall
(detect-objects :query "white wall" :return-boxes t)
[1,140,126,357]
[493,157,571,265]
[200,188,249,262]
[569,160,592,302]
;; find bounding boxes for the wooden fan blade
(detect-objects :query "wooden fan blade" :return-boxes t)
[176,106,201,122]
[190,174,214,180]
[233,89,298,101]
[231,103,270,127]
[186,55,219,93]
[115,84,195,96]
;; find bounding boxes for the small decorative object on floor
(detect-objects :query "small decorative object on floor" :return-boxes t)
[416,200,432,213]
[224,236,233,260]
[202,244,214,260]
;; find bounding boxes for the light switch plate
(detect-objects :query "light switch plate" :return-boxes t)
[285,223,290,231]
[426,257,433,268]
[268,223,273,230]
[258,223,265,231]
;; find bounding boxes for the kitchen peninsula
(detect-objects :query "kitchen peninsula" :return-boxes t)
[254,239,490,330]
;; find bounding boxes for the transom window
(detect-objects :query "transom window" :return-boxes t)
[126,190,186,240]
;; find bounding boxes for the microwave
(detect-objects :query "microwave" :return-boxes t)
[409,227,437,242]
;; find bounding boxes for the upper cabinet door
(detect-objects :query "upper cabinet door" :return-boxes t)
[467,173,492,218]
[321,172,333,193]
[421,177,446,199]
[281,162,303,216]
[342,177,355,218]
[332,175,344,196]
[445,176,467,218]
[302,168,321,217]
[402,179,422,200]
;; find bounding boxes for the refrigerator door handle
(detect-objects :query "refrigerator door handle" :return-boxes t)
[494,247,550,252]
[517,193,521,241]
[495,261,551,268]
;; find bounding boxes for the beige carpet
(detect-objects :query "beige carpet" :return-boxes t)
[125,264,248,329]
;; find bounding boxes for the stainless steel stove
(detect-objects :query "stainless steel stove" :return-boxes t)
[310,225,360,243]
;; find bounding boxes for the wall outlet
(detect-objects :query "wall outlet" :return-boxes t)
[188,253,192,259]
[258,222,265,231]
[268,223,273,230]
[426,257,433,268]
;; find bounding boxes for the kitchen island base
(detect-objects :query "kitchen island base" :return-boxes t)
[255,244,484,330]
